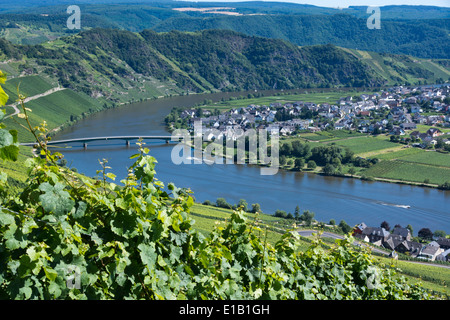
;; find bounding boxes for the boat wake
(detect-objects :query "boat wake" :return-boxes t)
[378,202,411,209]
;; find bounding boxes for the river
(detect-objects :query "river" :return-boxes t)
[52,90,450,235]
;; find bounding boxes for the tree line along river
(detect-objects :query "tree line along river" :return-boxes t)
[52,89,450,235]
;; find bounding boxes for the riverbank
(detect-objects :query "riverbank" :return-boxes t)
[177,134,448,190]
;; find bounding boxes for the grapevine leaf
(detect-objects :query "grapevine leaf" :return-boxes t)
[0,70,7,106]
[0,87,7,106]
[19,286,32,300]
[106,172,116,181]
[0,129,13,147]
[22,218,38,234]
[0,70,6,84]
[0,129,19,161]
[138,243,157,269]
[48,281,62,298]
[72,201,87,219]
[8,129,17,143]
[5,225,27,250]
[26,247,39,261]
[7,260,20,275]
[38,182,75,216]
[110,211,137,238]
[17,255,33,278]
[44,267,58,282]
[0,210,15,226]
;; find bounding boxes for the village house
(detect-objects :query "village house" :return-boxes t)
[410,104,422,114]
[392,226,412,241]
[400,122,417,130]
[359,226,390,246]
[436,249,450,262]
[437,237,450,250]
[427,127,443,138]
[352,222,450,259]
[417,241,444,261]
[390,126,405,136]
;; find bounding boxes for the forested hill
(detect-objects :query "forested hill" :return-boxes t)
[153,13,450,60]
[1,28,449,98]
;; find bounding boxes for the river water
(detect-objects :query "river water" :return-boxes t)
[52,91,450,234]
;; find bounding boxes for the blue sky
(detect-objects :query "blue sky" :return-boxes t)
[179,0,450,8]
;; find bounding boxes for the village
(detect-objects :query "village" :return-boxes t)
[353,222,450,262]
[173,85,450,147]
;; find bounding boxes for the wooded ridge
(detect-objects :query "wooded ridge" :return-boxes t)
[1,28,448,101]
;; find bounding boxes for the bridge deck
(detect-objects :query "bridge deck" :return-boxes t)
[20,136,175,147]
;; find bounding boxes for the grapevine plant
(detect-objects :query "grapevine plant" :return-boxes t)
[0,71,432,300]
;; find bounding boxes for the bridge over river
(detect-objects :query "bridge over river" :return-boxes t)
[20,135,177,149]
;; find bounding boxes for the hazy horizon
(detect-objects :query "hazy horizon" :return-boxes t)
[177,0,450,9]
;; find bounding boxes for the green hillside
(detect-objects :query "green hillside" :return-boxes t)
[80,28,450,88]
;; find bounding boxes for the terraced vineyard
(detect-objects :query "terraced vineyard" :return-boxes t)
[400,151,450,168]
[333,135,399,155]
[2,75,54,103]
[359,143,450,185]
[363,160,450,185]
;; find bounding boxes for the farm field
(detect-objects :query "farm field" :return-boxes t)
[362,160,450,185]
[399,151,450,168]
[189,203,290,246]
[332,135,399,155]
[373,256,450,297]
[359,144,450,185]
[416,124,450,134]
[5,88,103,142]
[282,131,450,186]
[0,146,33,189]
[375,147,425,160]
[3,75,54,104]
[298,130,365,142]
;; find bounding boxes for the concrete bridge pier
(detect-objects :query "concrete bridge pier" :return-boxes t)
[126,140,130,147]
[83,143,87,150]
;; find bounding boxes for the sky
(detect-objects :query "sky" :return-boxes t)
[179,0,450,8]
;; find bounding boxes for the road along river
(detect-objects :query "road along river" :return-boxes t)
[52,91,450,234]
